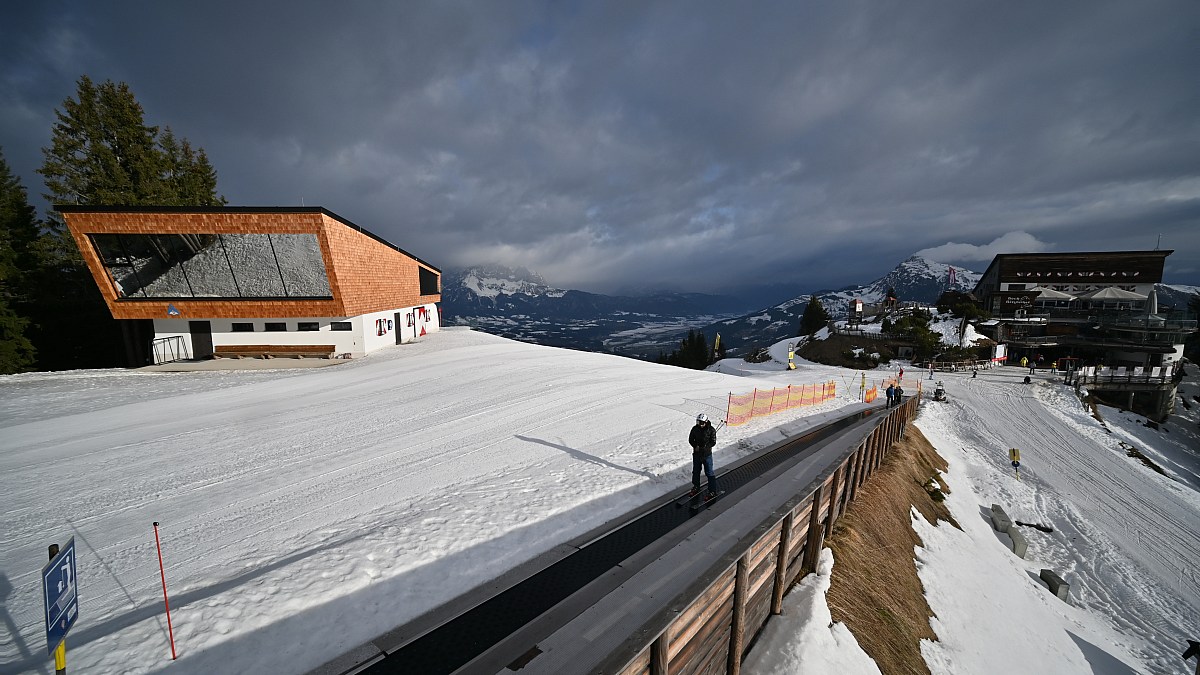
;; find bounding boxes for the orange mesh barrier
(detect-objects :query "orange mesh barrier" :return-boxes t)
[725,381,837,426]
[864,386,878,403]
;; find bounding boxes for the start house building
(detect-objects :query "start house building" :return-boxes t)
[58,206,442,365]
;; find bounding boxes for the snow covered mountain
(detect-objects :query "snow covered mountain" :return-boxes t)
[440,265,747,357]
[1153,283,1200,312]
[706,256,982,355]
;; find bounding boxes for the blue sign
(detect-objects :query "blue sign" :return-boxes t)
[43,537,78,655]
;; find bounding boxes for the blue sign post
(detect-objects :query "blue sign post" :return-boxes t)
[43,537,78,660]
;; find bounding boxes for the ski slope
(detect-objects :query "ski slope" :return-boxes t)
[0,329,860,674]
[748,365,1200,675]
[2,329,1197,674]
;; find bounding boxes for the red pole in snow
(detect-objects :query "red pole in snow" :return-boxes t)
[153,522,177,660]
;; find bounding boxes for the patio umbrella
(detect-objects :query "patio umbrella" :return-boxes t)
[1030,286,1076,300]
[1077,287,1147,301]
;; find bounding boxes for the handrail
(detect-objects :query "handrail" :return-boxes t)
[150,336,190,365]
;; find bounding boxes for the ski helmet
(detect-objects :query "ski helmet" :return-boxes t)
[696,413,708,423]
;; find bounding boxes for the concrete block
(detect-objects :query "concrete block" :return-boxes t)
[990,504,1012,533]
[1039,569,1070,601]
[1008,527,1028,559]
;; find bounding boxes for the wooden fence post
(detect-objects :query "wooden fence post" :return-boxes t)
[825,467,842,538]
[848,446,864,500]
[650,631,669,675]
[805,485,825,572]
[772,512,794,615]
[728,555,750,675]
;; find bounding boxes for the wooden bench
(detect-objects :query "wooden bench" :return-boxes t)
[213,344,336,359]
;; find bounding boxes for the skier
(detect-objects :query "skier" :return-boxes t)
[689,414,720,498]
[885,383,896,408]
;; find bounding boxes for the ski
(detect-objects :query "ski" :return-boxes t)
[689,490,726,511]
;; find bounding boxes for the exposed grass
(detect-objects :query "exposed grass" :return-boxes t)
[1119,441,1167,476]
[823,425,958,675]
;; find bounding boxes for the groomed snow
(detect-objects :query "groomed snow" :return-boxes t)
[3,330,1196,674]
[1,328,859,674]
[746,363,1199,675]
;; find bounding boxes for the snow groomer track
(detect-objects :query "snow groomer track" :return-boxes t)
[314,398,918,675]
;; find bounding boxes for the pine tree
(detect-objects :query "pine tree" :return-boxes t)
[798,296,830,336]
[30,75,226,369]
[0,150,39,372]
[661,329,713,370]
[160,127,225,207]
[39,76,168,212]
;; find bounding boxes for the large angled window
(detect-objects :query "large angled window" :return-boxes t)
[88,233,332,299]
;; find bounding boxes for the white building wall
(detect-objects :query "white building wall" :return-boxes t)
[152,302,441,361]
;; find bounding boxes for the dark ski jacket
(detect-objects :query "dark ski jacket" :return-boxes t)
[690,422,717,457]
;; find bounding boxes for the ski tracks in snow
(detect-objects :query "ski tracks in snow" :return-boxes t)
[917,371,1199,672]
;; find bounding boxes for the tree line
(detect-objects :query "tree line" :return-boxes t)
[0,75,224,373]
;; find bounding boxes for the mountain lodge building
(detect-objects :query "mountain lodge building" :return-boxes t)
[58,206,442,366]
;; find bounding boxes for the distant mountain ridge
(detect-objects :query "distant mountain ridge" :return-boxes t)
[442,265,747,320]
[440,265,747,358]
[705,256,982,355]
[439,259,1199,360]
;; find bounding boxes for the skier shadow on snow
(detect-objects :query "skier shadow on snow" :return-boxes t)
[514,435,660,482]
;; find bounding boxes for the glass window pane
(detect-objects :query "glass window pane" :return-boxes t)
[89,234,143,297]
[105,234,189,297]
[90,231,332,300]
[271,234,332,297]
[173,234,241,297]
[222,234,287,297]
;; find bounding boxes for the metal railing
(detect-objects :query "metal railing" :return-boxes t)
[150,336,190,365]
[1066,366,1174,387]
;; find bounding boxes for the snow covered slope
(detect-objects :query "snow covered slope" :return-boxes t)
[0,329,856,674]
[2,331,1195,674]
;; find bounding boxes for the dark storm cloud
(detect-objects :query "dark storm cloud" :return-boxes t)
[2,0,1198,295]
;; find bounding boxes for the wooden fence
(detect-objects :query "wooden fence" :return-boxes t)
[611,395,919,675]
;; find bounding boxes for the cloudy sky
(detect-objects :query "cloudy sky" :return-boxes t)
[2,1,1198,297]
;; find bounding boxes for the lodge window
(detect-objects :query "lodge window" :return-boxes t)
[419,267,440,296]
[265,322,287,332]
[330,322,352,331]
[297,322,319,331]
[232,323,254,332]
[88,232,332,300]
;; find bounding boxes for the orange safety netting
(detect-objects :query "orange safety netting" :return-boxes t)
[725,381,837,426]
[864,386,878,403]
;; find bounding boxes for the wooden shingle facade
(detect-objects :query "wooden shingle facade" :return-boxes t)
[58,206,441,364]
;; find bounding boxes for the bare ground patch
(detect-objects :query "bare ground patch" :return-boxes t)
[823,425,958,675]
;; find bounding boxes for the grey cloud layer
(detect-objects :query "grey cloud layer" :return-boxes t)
[2,0,1197,293]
